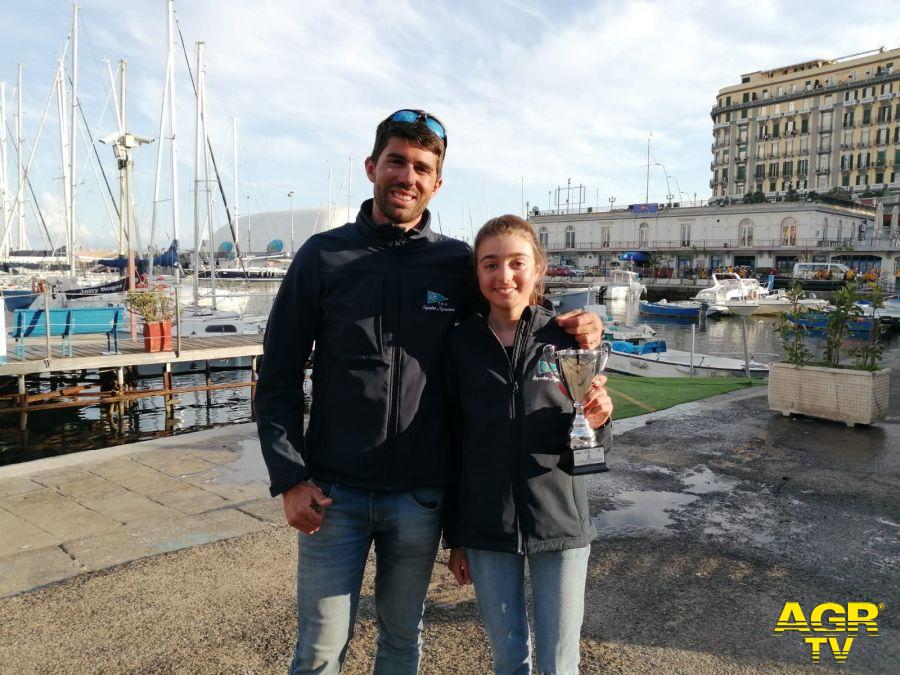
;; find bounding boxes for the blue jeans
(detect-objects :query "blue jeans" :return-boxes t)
[467,546,590,675]
[291,482,444,675]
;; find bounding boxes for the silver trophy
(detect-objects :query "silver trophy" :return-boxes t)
[544,343,612,475]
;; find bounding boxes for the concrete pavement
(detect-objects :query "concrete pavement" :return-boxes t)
[1,387,898,673]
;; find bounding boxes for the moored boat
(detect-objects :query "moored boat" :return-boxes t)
[608,338,769,378]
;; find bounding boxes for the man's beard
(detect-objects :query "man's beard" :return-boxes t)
[374,183,429,226]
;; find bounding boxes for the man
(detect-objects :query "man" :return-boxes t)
[256,109,603,674]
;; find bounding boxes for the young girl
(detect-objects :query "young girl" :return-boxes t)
[444,215,613,675]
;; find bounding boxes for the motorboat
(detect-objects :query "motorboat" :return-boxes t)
[546,287,656,341]
[639,299,727,318]
[603,270,647,299]
[693,273,772,314]
[751,290,829,316]
[856,297,900,327]
[607,338,769,378]
[786,311,884,338]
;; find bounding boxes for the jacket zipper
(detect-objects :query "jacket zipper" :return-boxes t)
[385,245,403,488]
[486,308,532,554]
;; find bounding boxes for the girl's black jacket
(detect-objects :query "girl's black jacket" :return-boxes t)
[443,305,609,554]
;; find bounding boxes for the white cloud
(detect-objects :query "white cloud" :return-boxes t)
[0,0,898,247]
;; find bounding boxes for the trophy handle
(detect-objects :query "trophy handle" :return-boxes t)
[596,342,611,374]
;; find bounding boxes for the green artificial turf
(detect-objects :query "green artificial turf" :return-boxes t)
[605,375,764,420]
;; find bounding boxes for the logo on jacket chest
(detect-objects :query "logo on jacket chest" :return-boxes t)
[422,290,455,313]
[532,357,561,383]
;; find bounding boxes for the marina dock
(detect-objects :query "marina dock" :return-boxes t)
[1,334,264,428]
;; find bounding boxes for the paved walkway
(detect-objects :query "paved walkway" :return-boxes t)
[0,424,276,598]
[1,387,898,672]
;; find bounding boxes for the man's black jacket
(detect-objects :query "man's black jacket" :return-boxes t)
[443,305,608,554]
[255,200,474,496]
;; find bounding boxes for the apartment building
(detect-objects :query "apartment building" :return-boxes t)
[710,47,900,200]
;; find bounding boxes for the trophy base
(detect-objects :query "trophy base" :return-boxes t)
[561,445,608,476]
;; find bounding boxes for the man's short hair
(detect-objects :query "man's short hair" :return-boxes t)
[370,118,446,175]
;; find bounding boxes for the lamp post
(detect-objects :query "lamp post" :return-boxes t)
[608,196,615,211]
[652,162,674,204]
[287,190,295,255]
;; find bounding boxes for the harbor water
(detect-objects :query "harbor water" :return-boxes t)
[2,297,898,467]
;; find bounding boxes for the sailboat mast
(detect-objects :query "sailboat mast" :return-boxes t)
[16,64,24,251]
[56,62,73,265]
[69,3,79,274]
[199,48,216,309]
[232,116,238,257]
[167,0,180,281]
[192,41,203,307]
[0,82,8,260]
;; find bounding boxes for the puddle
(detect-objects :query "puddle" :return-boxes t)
[195,438,270,485]
[679,465,741,494]
[593,490,699,536]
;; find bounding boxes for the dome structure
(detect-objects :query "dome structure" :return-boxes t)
[209,206,357,255]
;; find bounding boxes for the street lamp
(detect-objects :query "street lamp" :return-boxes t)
[608,196,616,211]
[287,190,295,255]
[652,162,674,204]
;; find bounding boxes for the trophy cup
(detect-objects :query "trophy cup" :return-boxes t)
[544,343,612,475]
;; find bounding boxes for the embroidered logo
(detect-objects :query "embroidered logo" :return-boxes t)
[533,358,560,382]
[422,290,455,313]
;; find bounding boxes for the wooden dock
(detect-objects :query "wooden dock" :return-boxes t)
[1,334,265,430]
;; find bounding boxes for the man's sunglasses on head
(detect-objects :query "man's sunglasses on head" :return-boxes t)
[386,109,448,147]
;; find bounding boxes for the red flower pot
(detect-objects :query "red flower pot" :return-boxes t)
[143,321,162,352]
[159,320,173,351]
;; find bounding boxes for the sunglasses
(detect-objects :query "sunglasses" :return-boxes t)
[386,109,448,147]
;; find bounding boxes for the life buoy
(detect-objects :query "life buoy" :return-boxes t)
[749,289,758,300]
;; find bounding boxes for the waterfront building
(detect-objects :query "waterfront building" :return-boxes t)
[529,200,899,285]
[710,46,900,203]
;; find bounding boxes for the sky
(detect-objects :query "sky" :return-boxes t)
[0,0,899,250]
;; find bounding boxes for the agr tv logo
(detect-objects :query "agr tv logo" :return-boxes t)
[773,601,883,663]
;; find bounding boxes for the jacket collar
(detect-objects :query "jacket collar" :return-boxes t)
[355,198,434,246]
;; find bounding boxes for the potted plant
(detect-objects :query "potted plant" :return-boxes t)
[125,286,174,353]
[769,281,890,426]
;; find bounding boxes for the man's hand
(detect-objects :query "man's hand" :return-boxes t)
[582,374,614,428]
[282,481,333,534]
[448,548,471,585]
[555,310,604,349]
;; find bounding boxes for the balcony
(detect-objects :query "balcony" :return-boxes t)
[542,236,894,254]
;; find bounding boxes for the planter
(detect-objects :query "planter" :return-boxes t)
[143,321,162,353]
[159,320,173,352]
[768,362,890,427]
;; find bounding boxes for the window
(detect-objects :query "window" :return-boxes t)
[564,226,575,248]
[782,161,793,176]
[798,159,808,174]
[841,154,854,170]
[876,150,886,167]
[639,223,649,247]
[737,165,746,180]
[600,227,610,248]
[742,92,750,103]
[863,107,872,124]
[842,110,855,128]
[680,223,691,247]
[205,324,237,333]
[773,122,780,138]
[878,105,891,123]
[780,217,797,246]
[820,111,832,132]
[769,163,779,178]
[801,117,809,134]
[769,181,777,192]
[842,173,850,186]
[739,218,753,246]
[822,218,829,242]
[539,227,548,248]
[755,164,764,179]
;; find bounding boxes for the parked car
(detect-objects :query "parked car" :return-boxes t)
[547,266,576,277]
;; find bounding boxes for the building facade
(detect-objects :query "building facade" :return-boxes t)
[710,47,900,201]
[530,201,899,283]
